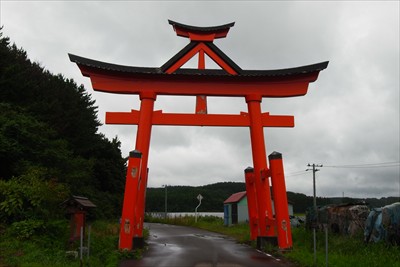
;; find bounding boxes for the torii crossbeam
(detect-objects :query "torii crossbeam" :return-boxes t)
[70,20,328,251]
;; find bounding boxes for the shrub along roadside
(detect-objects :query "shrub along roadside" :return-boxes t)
[0,167,70,225]
[0,220,136,267]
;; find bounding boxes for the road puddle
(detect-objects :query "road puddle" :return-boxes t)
[193,234,225,240]
[194,263,243,267]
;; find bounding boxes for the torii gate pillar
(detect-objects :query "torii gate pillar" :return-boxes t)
[119,92,156,249]
[246,94,275,237]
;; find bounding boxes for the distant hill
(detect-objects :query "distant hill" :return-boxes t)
[146,182,246,212]
[146,182,399,213]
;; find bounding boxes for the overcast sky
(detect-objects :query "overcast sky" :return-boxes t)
[1,1,399,199]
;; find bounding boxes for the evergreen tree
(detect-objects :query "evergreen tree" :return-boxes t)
[0,29,125,220]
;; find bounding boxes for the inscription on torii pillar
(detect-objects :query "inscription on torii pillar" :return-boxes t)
[70,19,328,250]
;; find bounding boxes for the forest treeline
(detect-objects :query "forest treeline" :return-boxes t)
[146,182,398,213]
[146,182,247,212]
[0,29,126,225]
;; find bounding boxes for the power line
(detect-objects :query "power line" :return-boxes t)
[286,161,400,174]
[286,172,308,177]
[324,161,400,169]
[285,170,308,177]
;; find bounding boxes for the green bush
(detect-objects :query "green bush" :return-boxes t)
[0,167,69,224]
[0,220,126,267]
[118,249,143,260]
[9,219,45,240]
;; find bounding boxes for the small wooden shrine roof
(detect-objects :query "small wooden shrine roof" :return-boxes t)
[61,195,96,212]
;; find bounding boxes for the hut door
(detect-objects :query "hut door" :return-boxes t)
[224,205,229,225]
[232,203,238,224]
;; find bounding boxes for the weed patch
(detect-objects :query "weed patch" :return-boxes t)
[285,227,400,267]
[0,220,139,267]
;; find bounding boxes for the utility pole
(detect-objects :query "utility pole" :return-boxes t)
[306,163,323,266]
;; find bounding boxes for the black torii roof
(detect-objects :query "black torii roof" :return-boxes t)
[69,53,328,78]
[68,20,329,79]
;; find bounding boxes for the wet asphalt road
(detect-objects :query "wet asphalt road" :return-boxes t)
[119,223,295,267]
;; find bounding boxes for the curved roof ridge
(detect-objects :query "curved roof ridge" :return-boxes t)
[168,19,235,33]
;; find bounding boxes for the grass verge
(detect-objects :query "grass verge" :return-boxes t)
[287,227,400,267]
[0,220,147,267]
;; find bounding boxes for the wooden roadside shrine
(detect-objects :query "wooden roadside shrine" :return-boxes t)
[61,195,96,245]
[70,20,328,250]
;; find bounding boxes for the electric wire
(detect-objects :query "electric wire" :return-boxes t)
[285,161,400,177]
[323,161,399,169]
[286,171,308,177]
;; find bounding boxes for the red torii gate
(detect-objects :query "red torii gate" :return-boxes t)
[69,20,328,250]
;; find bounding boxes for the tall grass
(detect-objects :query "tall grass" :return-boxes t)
[287,227,400,267]
[0,220,122,267]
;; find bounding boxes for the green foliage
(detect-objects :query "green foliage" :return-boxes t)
[9,219,45,240]
[286,227,400,267]
[0,31,100,152]
[0,220,126,267]
[0,29,126,220]
[118,249,143,260]
[0,103,71,179]
[0,167,69,223]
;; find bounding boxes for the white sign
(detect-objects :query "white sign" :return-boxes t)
[195,194,203,223]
